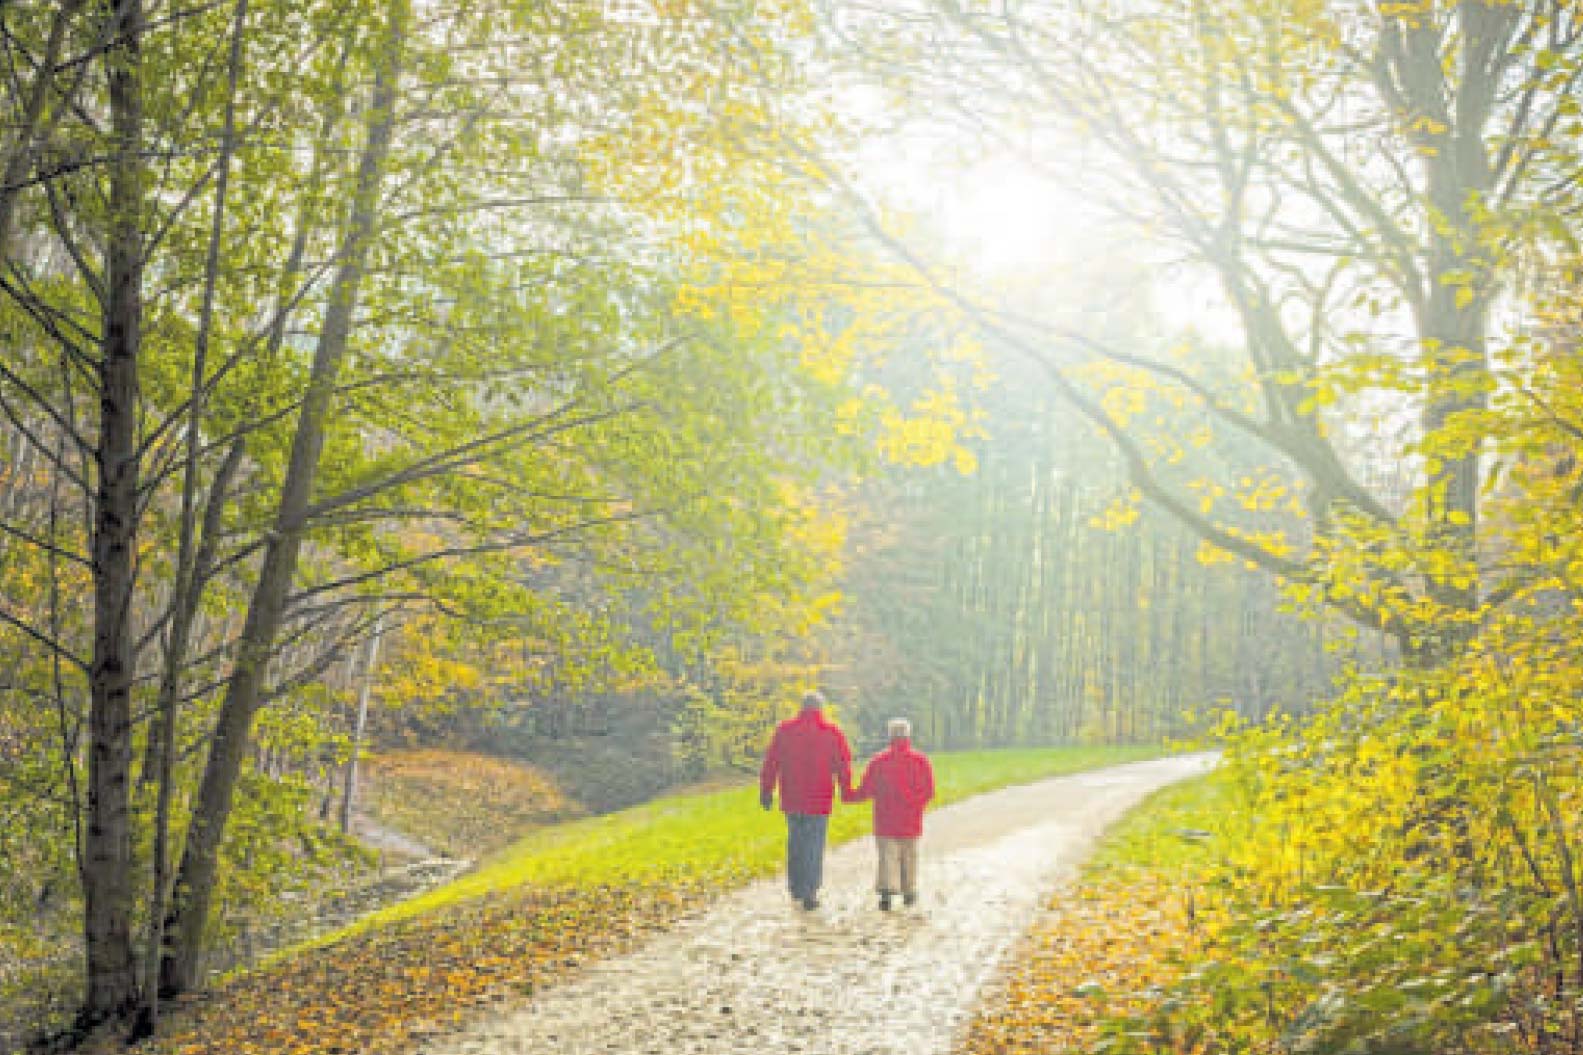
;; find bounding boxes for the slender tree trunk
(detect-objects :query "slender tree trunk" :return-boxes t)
[1035,473,1064,742]
[134,0,250,1033]
[1167,538,1188,732]
[1096,526,1115,741]
[1117,529,1139,741]
[82,0,144,1027]
[1011,461,1041,742]
[1060,481,1084,740]
[340,613,384,832]
[1145,534,1164,739]
[137,48,341,785]
[160,5,405,996]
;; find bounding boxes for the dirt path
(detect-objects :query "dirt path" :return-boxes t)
[351,812,452,861]
[423,753,1216,1055]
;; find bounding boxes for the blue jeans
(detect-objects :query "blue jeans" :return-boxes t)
[785,813,830,900]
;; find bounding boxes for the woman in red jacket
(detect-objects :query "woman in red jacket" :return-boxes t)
[846,718,935,910]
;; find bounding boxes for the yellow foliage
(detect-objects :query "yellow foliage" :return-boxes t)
[875,382,982,474]
[1194,539,1235,567]
[1090,488,1142,531]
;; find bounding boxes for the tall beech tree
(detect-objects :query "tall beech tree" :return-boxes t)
[156,0,409,995]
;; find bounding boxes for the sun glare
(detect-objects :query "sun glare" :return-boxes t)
[858,127,1112,281]
[936,158,1107,276]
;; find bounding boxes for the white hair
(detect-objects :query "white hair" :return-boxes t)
[887,718,912,739]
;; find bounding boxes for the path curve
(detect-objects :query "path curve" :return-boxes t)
[423,753,1216,1055]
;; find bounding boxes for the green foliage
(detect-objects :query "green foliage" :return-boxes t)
[1013,652,1583,1052]
[208,771,376,951]
[2,0,916,1028]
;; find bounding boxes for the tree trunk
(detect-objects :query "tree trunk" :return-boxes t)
[159,4,405,996]
[340,613,384,833]
[82,0,144,1027]
[134,0,250,1034]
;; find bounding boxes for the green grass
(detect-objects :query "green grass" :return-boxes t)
[1082,768,1229,880]
[341,743,1163,936]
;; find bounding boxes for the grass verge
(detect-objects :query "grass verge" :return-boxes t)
[957,772,1226,1055]
[126,744,1160,1055]
[359,742,1162,929]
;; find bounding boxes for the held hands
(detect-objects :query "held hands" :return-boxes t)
[760,790,774,811]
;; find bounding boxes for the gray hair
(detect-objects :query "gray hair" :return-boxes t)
[802,690,826,709]
[887,717,912,739]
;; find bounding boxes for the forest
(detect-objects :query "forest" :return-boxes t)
[1,0,1581,1052]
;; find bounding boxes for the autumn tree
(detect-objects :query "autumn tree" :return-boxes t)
[815,1,1583,1043]
[827,0,1583,655]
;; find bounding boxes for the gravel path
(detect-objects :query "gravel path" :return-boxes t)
[423,753,1216,1055]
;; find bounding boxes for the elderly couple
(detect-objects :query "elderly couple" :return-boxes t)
[758,691,936,911]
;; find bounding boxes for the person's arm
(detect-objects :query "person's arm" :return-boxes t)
[759,728,782,810]
[918,755,936,806]
[834,728,855,801]
[848,758,876,802]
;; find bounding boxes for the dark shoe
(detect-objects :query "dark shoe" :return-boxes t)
[903,892,918,907]
[801,896,820,910]
[878,894,893,911]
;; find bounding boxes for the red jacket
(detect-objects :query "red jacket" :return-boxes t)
[759,709,853,816]
[848,739,935,838]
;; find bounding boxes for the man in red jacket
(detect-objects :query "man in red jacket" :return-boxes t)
[847,717,935,911]
[759,690,854,910]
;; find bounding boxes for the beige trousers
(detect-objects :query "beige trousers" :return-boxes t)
[875,836,919,895]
